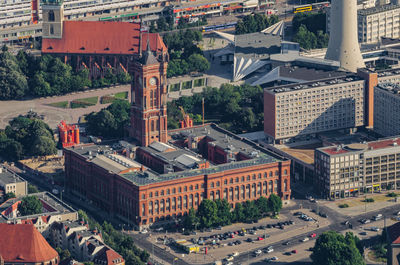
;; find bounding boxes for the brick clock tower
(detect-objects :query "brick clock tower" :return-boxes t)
[130,38,168,146]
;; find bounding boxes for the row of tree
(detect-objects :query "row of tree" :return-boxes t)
[183,195,282,230]
[77,210,149,265]
[86,100,131,139]
[163,30,210,77]
[235,14,279,35]
[0,47,131,100]
[167,84,264,133]
[0,114,57,161]
[292,12,329,50]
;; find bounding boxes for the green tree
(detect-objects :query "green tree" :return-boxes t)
[55,247,71,261]
[30,135,57,156]
[0,51,29,99]
[293,24,318,50]
[243,200,260,221]
[311,231,365,265]
[187,53,210,73]
[17,196,42,216]
[31,72,51,97]
[28,184,39,194]
[233,202,245,222]
[256,196,269,216]
[215,199,232,226]
[267,194,282,215]
[197,199,218,228]
[3,192,16,201]
[183,207,199,230]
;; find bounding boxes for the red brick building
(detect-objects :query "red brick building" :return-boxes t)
[62,13,291,227]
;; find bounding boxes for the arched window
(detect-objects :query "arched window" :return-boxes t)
[216,190,220,200]
[263,181,267,194]
[48,10,55,22]
[189,194,193,208]
[50,25,54,35]
[252,183,256,197]
[246,184,250,198]
[241,185,245,199]
[235,186,239,200]
[223,188,228,199]
[284,169,288,175]
[210,191,214,201]
[151,120,155,131]
[284,179,288,192]
[269,180,273,193]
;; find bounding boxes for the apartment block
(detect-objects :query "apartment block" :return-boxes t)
[358,4,400,44]
[264,75,367,143]
[315,137,400,199]
[374,83,400,136]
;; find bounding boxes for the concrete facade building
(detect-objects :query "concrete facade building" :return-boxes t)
[325,0,365,72]
[264,74,369,143]
[358,4,400,44]
[315,137,400,199]
[0,166,27,198]
[374,83,400,136]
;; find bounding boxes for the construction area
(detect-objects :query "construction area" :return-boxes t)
[19,155,64,186]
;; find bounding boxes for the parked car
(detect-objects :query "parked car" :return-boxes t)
[283,241,290,245]
[232,252,239,257]
[140,229,148,234]
[257,237,264,241]
[359,231,368,236]
[247,238,253,243]
[302,237,310,242]
[291,249,298,254]
[283,251,292,256]
[361,219,371,224]
[319,213,328,218]
[370,227,380,232]
[309,233,317,238]
[265,248,274,253]
[254,249,262,256]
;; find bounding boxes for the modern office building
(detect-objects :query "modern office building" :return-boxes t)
[374,83,400,136]
[0,166,27,198]
[315,137,400,199]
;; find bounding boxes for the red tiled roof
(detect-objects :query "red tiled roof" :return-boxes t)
[0,224,58,263]
[321,147,349,155]
[42,21,166,55]
[368,138,400,150]
[95,247,124,265]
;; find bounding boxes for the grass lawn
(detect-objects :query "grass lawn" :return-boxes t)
[47,101,69,108]
[75,96,98,105]
[114,91,128,99]
[368,249,387,263]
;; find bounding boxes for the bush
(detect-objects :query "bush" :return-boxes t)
[363,198,375,203]
[387,192,398,197]
[339,204,349,208]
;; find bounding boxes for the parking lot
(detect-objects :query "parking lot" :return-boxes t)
[145,208,331,264]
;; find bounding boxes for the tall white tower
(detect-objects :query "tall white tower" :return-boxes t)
[325,0,365,72]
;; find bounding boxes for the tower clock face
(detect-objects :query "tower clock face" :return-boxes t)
[149,77,157,86]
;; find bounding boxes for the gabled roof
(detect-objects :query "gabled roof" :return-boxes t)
[42,21,166,55]
[0,224,58,263]
[94,246,124,265]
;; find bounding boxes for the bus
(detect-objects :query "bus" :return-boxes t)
[293,5,312,13]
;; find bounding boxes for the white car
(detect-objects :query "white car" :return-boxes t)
[302,237,310,242]
[254,249,262,255]
[224,256,234,262]
[140,229,148,234]
[232,252,239,257]
[266,248,274,253]
[370,227,380,232]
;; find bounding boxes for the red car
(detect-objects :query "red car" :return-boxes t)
[257,237,264,241]
[309,233,316,238]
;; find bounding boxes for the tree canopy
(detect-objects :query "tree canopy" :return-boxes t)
[311,231,365,265]
[235,14,279,35]
[163,30,209,77]
[86,100,130,138]
[0,115,57,161]
[292,12,329,50]
[167,84,264,133]
[18,196,42,216]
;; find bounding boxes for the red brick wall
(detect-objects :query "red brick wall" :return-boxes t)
[264,91,276,139]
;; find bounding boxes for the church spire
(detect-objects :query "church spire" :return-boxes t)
[142,35,158,65]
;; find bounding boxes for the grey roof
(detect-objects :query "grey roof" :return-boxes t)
[358,4,400,16]
[67,125,287,186]
[234,32,281,59]
[278,66,347,81]
[0,168,26,187]
[375,82,400,97]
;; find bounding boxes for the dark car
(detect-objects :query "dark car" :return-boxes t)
[320,213,328,218]
[236,240,242,244]
[267,224,272,228]
[284,251,292,256]
[294,212,303,216]
[283,241,290,245]
[247,238,253,242]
